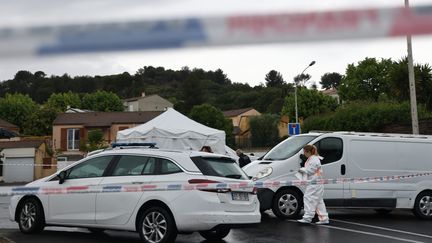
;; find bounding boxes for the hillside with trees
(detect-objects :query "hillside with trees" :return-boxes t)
[1,56,432,145]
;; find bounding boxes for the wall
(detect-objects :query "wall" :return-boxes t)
[34,143,56,179]
[229,109,261,128]
[110,123,143,142]
[278,115,289,138]
[138,96,173,111]
[124,100,139,111]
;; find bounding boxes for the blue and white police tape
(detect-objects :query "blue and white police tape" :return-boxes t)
[0,163,58,167]
[1,5,432,57]
[0,172,431,197]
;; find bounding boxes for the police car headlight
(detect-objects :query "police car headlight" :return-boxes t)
[253,167,273,181]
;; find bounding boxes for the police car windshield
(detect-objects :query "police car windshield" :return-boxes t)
[263,135,317,161]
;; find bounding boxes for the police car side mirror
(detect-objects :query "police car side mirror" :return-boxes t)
[58,171,67,184]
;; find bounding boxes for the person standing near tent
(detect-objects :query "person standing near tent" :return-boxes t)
[297,144,329,225]
[200,146,213,153]
[236,149,251,168]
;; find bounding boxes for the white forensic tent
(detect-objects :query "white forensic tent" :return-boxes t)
[117,108,237,159]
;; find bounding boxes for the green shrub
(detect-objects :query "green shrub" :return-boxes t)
[303,101,431,133]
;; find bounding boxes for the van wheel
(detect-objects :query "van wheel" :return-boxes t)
[199,226,230,241]
[272,189,303,219]
[138,207,177,243]
[413,191,432,219]
[18,197,45,234]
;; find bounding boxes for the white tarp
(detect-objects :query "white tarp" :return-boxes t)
[116,108,231,156]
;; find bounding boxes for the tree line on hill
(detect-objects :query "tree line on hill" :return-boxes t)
[0,56,431,146]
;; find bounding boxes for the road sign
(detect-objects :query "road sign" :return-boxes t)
[288,123,301,136]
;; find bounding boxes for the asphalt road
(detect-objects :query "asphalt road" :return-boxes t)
[1,195,432,243]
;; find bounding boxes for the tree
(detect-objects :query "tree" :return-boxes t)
[23,106,59,136]
[388,57,432,110]
[34,71,46,79]
[9,70,34,95]
[294,73,311,85]
[45,91,82,112]
[339,58,393,102]
[302,101,431,133]
[189,104,234,146]
[320,72,342,90]
[81,129,106,152]
[82,91,124,111]
[0,93,38,131]
[249,114,279,147]
[178,75,205,114]
[265,70,284,87]
[282,87,339,121]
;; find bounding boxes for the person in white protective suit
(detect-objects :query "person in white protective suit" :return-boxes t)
[297,144,329,225]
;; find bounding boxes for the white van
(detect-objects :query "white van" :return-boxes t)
[243,131,432,220]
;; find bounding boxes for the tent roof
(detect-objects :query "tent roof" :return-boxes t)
[118,108,223,136]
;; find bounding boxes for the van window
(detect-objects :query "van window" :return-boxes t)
[314,137,343,165]
[264,135,317,160]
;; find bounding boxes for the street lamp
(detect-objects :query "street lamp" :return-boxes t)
[294,61,316,123]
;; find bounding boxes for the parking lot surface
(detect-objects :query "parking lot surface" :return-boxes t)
[1,195,432,243]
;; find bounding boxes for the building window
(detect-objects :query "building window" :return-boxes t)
[67,128,80,150]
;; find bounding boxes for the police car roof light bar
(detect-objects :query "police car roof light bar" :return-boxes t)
[111,142,157,148]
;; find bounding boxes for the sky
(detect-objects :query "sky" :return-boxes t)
[0,0,431,87]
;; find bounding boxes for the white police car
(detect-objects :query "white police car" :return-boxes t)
[10,146,260,243]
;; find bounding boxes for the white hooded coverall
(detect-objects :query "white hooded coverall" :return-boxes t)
[299,155,329,222]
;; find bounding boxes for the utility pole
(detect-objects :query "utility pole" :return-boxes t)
[405,0,419,135]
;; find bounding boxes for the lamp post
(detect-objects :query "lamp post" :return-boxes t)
[294,61,316,123]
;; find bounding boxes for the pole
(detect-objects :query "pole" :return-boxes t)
[294,61,316,124]
[295,85,298,123]
[405,0,419,135]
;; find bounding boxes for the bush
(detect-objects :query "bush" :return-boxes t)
[249,114,279,147]
[303,101,432,133]
[189,104,234,147]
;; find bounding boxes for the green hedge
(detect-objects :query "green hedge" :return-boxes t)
[303,101,432,133]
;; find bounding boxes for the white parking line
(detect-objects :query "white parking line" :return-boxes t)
[288,220,424,243]
[331,219,432,240]
[320,225,424,243]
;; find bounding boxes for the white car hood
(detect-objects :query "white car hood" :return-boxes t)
[24,175,52,187]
